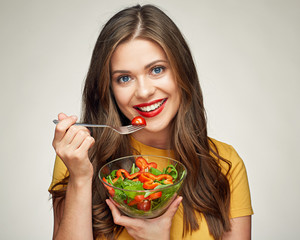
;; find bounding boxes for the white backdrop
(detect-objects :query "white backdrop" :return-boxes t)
[1,0,299,239]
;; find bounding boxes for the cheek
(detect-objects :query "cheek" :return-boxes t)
[112,86,132,110]
[162,77,180,99]
[160,72,178,90]
[167,81,181,109]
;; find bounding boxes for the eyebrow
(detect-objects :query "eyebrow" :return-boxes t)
[111,59,169,76]
[145,59,169,69]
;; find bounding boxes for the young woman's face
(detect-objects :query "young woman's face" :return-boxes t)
[111,38,180,134]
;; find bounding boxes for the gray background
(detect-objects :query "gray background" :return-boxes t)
[1,0,299,239]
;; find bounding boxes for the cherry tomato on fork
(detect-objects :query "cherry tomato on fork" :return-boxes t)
[131,116,146,126]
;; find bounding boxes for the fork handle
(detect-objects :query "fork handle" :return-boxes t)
[53,119,106,128]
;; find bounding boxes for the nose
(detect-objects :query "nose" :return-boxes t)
[134,77,155,99]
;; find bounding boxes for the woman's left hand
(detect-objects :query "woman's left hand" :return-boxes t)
[106,196,183,240]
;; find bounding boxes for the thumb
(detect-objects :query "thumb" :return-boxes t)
[160,196,182,220]
[58,112,71,121]
[106,199,137,227]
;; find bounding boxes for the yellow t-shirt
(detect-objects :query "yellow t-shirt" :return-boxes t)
[49,138,253,239]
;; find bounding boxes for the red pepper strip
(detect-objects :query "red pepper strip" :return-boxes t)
[116,169,141,180]
[148,162,157,169]
[127,200,138,206]
[143,181,160,189]
[102,177,115,197]
[139,173,153,183]
[112,177,120,184]
[146,192,162,200]
[136,157,148,172]
[139,172,173,189]
[135,157,157,172]
[138,173,160,189]
[128,195,145,206]
[155,174,173,184]
[163,179,173,184]
[127,192,162,206]
[135,195,145,201]
[116,169,127,179]
[140,173,173,183]
[128,172,141,179]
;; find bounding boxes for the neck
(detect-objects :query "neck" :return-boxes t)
[132,128,171,150]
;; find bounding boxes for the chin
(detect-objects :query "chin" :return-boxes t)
[144,123,170,134]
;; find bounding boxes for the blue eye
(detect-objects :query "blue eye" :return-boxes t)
[152,66,164,75]
[118,75,131,83]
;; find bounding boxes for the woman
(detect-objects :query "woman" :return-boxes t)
[49,4,253,240]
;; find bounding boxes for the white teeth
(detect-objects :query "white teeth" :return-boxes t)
[138,99,165,112]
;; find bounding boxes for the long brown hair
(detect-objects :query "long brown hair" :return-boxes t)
[50,4,231,239]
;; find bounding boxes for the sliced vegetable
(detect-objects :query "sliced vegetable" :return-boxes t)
[102,177,115,197]
[146,191,162,200]
[116,169,141,180]
[137,200,151,211]
[136,157,157,172]
[139,172,173,188]
[164,165,178,180]
[149,167,163,176]
[130,163,139,174]
[103,156,179,212]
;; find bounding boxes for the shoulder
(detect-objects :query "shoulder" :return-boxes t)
[209,138,241,162]
[209,138,254,217]
[209,137,246,175]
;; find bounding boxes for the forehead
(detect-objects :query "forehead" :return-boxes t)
[110,38,168,70]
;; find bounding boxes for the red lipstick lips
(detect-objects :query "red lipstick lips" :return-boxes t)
[133,98,167,118]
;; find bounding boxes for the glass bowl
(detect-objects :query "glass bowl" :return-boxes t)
[99,155,187,219]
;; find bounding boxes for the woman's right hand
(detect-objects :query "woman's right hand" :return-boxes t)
[52,113,95,184]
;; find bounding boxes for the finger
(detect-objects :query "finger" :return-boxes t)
[68,129,91,150]
[159,196,182,220]
[106,199,136,227]
[53,115,78,143]
[58,112,68,121]
[62,125,90,146]
[76,135,95,152]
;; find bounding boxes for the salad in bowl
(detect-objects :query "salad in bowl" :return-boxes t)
[99,155,187,218]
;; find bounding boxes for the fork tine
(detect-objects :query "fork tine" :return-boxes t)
[126,125,145,133]
[111,125,139,134]
[127,125,144,130]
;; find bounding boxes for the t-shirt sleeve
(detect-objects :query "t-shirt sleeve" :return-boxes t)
[226,146,254,218]
[48,155,69,192]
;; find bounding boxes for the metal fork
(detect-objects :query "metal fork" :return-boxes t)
[53,120,145,135]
